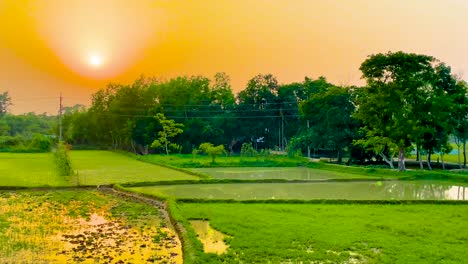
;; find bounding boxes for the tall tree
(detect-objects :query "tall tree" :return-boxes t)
[0,92,11,116]
[356,51,436,171]
[151,113,184,155]
[300,86,357,162]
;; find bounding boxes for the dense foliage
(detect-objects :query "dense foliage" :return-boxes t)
[2,52,466,170]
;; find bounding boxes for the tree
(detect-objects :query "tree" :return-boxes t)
[199,142,226,163]
[300,86,357,163]
[356,51,437,171]
[0,92,11,116]
[151,113,184,155]
[453,80,468,167]
[237,74,280,149]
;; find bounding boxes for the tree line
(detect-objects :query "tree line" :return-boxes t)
[1,51,467,171]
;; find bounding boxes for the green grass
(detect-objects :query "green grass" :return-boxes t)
[129,181,468,201]
[0,153,68,187]
[139,154,308,168]
[71,150,199,185]
[176,202,468,263]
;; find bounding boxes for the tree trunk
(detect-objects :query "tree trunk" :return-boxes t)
[378,153,394,169]
[457,144,462,169]
[441,154,445,170]
[337,148,342,163]
[427,152,432,170]
[398,147,406,171]
[417,145,424,170]
[464,141,466,168]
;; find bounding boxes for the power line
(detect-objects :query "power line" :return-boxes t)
[92,113,301,119]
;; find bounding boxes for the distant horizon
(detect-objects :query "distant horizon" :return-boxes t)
[1,0,467,114]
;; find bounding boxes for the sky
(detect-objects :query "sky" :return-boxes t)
[1,0,467,114]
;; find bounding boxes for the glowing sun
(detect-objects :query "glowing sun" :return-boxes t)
[88,54,103,67]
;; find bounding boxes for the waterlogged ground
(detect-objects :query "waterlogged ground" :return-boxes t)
[190,220,230,255]
[130,180,468,200]
[179,203,468,263]
[189,167,377,180]
[0,190,182,263]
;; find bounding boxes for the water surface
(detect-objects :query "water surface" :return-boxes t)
[189,167,376,180]
[131,181,468,200]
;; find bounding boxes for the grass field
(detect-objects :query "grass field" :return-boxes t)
[177,202,468,263]
[129,181,468,200]
[0,151,199,187]
[0,153,67,187]
[139,154,308,168]
[71,151,199,185]
[188,167,380,180]
[0,190,182,263]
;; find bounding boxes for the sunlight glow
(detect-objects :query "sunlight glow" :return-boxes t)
[89,54,103,67]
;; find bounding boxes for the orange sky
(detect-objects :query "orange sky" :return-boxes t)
[1,0,467,114]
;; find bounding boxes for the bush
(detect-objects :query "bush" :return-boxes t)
[53,142,74,176]
[29,134,52,152]
[199,142,226,163]
[241,142,257,158]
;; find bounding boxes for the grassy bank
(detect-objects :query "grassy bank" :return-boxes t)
[176,202,468,263]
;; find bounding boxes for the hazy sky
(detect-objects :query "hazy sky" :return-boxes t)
[1,0,467,113]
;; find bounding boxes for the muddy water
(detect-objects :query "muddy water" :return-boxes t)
[189,220,229,254]
[0,191,183,264]
[50,213,182,263]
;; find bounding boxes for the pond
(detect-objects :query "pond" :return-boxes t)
[131,181,468,201]
[188,167,378,180]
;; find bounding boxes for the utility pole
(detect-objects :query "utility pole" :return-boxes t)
[307,120,310,158]
[59,93,63,142]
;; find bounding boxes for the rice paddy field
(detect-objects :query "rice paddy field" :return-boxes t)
[71,151,199,185]
[0,190,182,263]
[176,202,468,264]
[0,151,199,187]
[129,181,468,201]
[0,153,65,187]
[188,167,380,180]
[1,150,468,263]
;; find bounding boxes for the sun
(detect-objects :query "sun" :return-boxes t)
[88,54,103,67]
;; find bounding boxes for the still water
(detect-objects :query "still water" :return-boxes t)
[132,181,468,200]
[189,167,378,180]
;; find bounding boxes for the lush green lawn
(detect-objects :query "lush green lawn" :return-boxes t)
[177,202,468,263]
[189,167,380,180]
[0,190,182,263]
[0,153,67,187]
[139,154,308,168]
[130,181,468,200]
[71,151,199,185]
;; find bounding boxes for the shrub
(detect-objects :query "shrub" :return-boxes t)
[241,142,257,158]
[199,142,226,164]
[29,134,52,152]
[53,142,74,176]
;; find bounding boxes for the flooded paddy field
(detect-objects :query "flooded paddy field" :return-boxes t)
[130,180,468,201]
[188,167,379,180]
[178,202,468,263]
[0,190,182,264]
